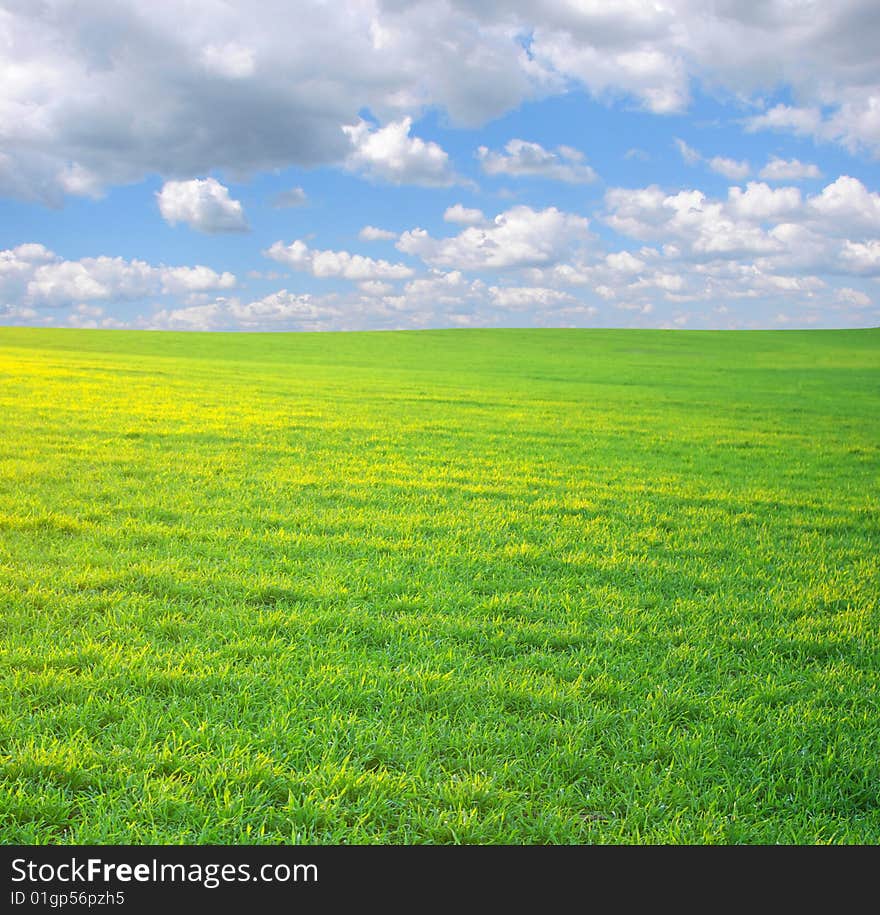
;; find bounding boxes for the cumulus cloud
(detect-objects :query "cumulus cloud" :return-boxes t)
[229,290,339,326]
[529,26,690,114]
[759,157,822,182]
[605,251,647,274]
[835,287,872,308]
[824,95,880,155]
[397,205,591,271]
[358,280,395,296]
[604,185,789,258]
[748,98,880,156]
[674,140,750,179]
[264,239,414,280]
[708,157,751,181]
[27,258,155,307]
[444,204,487,226]
[144,267,609,333]
[0,244,56,300]
[148,293,340,332]
[157,179,248,233]
[62,303,127,329]
[160,266,237,294]
[0,244,237,311]
[476,140,597,183]
[146,302,231,331]
[57,164,105,200]
[488,286,575,310]
[838,239,880,274]
[359,226,398,241]
[806,176,880,233]
[342,118,459,186]
[3,1,880,204]
[402,270,485,306]
[596,174,880,316]
[74,303,104,318]
[0,2,534,202]
[747,105,823,138]
[614,301,655,315]
[142,278,487,332]
[271,187,308,208]
[727,183,802,221]
[635,272,683,292]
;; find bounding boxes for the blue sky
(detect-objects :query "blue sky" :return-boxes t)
[1,1,879,331]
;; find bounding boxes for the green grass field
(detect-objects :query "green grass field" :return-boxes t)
[0,326,878,844]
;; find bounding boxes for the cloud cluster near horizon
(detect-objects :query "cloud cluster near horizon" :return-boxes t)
[0,1,878,330]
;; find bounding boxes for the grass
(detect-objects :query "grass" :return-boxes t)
[0,326,877,844]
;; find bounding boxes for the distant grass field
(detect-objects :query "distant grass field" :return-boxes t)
[0,326,878,844]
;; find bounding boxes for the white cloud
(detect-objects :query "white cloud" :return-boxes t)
[759,157,822,182]
[402,270,485,305]
[27,258,158,307]
[0,2,539,202]
[182,293,212,306]
[342,118,458,186]
[397,205,591,271]
[529,28,689,114]
[838,240,880,274]
[598,175,880,307]
[0,244,56,304]
[674,140,750,179]
[265,239,414,280]
[141,277,491,332]
[359,226,398,241]
[748,98,880,158]
[835,287,872,308]
[615,301,655,315]
[824,94,880,155]
[765,223,836,273]
[489,286,575,310]
[160,265,237,294]
[272,187,308,208]
[444,204,487,226]
[200,43,256,79]
[727,183,802,222]
[674,138,702,166]
[4,243,56,265]
[476,139,597,183]
[157,178,248,233]
[746,105,823,137]
[708,156,751,180]
[62,304,126,329]
[358,280,395,296]
[0,304,41,322]
[147,302,230,331]
[74,303,104,318]
[228,291,338,326]
[605,185,783,257]
[0,244,237,310]
[3,1,880,204]
[605,251,646,274]
[604,186,678,238]
[642,272,683,292]
[57,163,105,199]
[145,292,347,331]
[806,176,880,234]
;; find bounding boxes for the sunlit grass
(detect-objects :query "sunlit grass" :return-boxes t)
[0,326,877,843]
